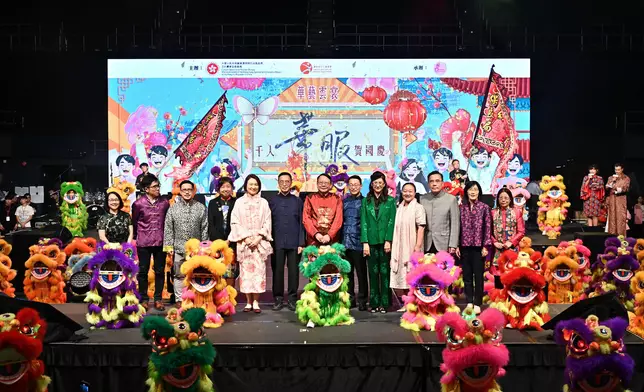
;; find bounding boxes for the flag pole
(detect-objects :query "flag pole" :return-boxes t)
[465,64,495,175]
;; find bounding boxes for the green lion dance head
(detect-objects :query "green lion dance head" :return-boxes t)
[141,308,216,392]
[60,181,88,237]
[61,181,85,204]
[296,243,355,328]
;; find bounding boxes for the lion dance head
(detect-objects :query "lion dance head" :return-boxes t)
[489,249,550,330]
[296,244,354,327]
[60,181,88,237]
[180,239,237,328]
[85,242,144,329]
[400,251,461,332]
[544,245,580,304]
[24,238,67,304]
[0,308,50,392]
[436,308,509,392]
[0,240,15,298]
[555,315,634,392]
[142,308,216,392]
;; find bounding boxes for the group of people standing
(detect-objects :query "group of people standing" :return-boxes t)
[580,162,632,236]
[95,168,532,315]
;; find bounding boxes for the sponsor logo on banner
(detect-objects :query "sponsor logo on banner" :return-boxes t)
[434,62,447,76]
[299,61,332,75]
[207,63,219,75]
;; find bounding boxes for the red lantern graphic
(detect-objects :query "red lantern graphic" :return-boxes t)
[383,90,427,132]
[363,86,387,105]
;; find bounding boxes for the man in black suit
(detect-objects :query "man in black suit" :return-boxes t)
[207,177,237,286]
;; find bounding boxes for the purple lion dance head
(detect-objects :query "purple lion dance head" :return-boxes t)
[554,314,634,391]
[85,242,145,329]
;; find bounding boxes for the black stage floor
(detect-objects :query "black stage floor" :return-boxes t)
[44,303,644,392]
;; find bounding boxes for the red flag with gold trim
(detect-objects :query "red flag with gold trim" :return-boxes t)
[166,92,228,182]
[464,70,518,181]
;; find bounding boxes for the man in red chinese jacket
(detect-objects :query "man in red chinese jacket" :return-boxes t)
[303,174,344,245]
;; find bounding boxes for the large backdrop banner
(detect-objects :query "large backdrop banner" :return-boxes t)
[107,59,530,195]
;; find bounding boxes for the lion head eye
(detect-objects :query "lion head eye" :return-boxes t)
[49,250,57,258]
[215,251,222,259]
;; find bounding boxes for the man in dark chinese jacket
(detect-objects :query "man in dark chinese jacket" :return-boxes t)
[342,175,368,311]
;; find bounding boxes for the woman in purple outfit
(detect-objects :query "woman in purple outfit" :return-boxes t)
[456,181,491,313]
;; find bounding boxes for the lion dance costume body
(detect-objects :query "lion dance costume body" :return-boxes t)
[142,308,216,392]
[555,315,634,392]
[180,239,237,328]
[544,244,580,303]
[296,244,354,328]
[0,309,50,392]
[0,240,16,297]
[585,237,639,312]
[60,181,88,237]
[436,308,509,392]
[400,252,461,332]
[537,175,570,239]
[85,243,145,329]
[24,238,67,304]
[489,250,550,330]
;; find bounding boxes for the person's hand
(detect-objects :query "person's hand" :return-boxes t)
[315,233,324,243]
[494,242,504,250]
[244,237,252,245]
[617,187,622,193]
[250,236,262,248]
[322,234,331,244]
[504,241,513,249]
[482,247,488,257]
[226,240,230,246]
[413,245,422,253]
[363,243,370,257]
[384,241,391,253]
[448,247,456,254]
[0,225,5,231]
[298,247,303,255]
[455,247,461,258]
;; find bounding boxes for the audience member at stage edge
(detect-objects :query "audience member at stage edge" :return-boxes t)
[228,175,273,313]
[342,175,368,311]
[449,159,468,185]
[269,172,305,311]
[606,162,631,237]
[133,175,171,311]
[361,171,396,314]
[390,182,426,312]
[164,179,208,308]
[303,173,343,246]
[456,181,491,314]
[0,191,17,234]
[15,195,35,229]
[207,176,237,288]
[633,196,644,239]
[419,171,460,254]
[490,187,525,287]
[98,191,133,244]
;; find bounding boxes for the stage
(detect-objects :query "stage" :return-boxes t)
[43,303,644,392]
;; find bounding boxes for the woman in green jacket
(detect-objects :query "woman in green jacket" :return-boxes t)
[361,171,396,313]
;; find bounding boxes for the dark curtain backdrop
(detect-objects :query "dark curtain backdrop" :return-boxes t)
[1,52,642,201]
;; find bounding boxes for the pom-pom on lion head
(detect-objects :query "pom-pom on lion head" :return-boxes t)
[181,239,234,292]
[436,308,509,390]
[554,315,634,391]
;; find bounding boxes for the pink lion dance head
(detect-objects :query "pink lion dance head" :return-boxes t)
[399,252,461,331]
[436,308,510,391]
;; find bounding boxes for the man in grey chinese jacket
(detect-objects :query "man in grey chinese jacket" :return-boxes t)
[420,171,460,253]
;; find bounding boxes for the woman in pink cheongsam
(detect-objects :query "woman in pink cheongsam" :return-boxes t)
[490,188,525,287]
[228,174,273,313]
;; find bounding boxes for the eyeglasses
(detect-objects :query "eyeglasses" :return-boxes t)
[149,185,160,189]
[180,188,193,193]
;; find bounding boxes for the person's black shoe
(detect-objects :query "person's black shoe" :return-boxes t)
[287,302,296,311]
[358,303,367,311]
[272,302,284,311]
